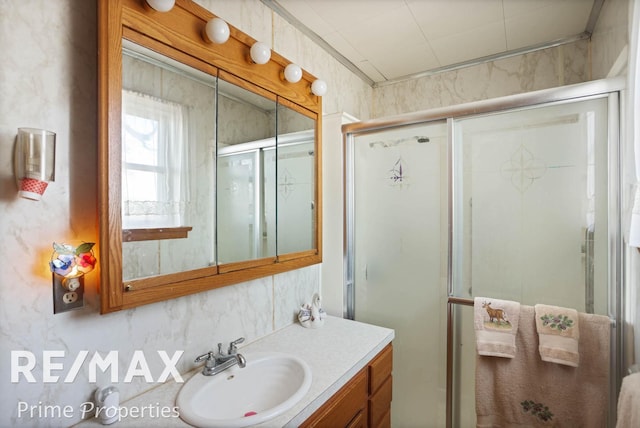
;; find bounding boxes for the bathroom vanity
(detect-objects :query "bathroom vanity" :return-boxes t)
[301,342,393,428]
[78,316,393,427]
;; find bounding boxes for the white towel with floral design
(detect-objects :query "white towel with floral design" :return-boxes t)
[534,304,580,367]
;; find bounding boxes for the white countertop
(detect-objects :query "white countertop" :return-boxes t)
[78,316,394,427]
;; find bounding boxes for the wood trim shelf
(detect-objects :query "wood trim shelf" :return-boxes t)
[123,226,193,242]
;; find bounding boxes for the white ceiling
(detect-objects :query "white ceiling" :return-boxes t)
[263,0,601,85]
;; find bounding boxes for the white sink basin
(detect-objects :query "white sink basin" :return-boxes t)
[177,352,312,427]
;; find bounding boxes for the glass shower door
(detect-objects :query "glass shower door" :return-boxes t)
[352,121,449,427]
[348,94,616,427]
[451,97,611,310]
[450,96,614,425]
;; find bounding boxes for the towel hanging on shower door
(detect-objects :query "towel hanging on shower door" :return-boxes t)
[534,303,580,367]
[475,305,610,428]
[474,297,520,358]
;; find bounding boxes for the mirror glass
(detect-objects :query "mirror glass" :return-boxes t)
[121,41,217,281]
[99,0,323,312]
[276,103,316,254]
[216,78,277,264]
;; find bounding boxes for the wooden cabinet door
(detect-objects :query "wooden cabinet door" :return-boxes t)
[302,344,393,428]
[369,344,393,428]
[369,376,392,428]
[300,368,368,428]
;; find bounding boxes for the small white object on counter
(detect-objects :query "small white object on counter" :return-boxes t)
[298,293,326,328]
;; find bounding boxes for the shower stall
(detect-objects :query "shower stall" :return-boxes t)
[343,78,624,427]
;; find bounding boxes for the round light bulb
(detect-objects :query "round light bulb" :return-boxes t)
[204,18,230,44]
[146,0,175,12]
[250,42,271,65]
[283,64,302,83]
[311,79,327,96]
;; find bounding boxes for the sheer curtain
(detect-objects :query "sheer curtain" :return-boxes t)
[122,89,191,228]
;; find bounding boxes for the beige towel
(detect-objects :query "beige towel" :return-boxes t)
[535,304,580,367]
[616,372,640,428]
[476,306,610,427]
[475,297,520,358]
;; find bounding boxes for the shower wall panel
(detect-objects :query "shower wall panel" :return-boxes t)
[353,122,449,427]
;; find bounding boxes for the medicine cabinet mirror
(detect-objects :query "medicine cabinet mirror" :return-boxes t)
[98,0,322,313]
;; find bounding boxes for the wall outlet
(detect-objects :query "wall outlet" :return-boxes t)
[62,292,78,304]
[53,275,84,314]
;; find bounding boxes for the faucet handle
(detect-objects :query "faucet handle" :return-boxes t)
[194,351,214,363]
[228,337,245,354]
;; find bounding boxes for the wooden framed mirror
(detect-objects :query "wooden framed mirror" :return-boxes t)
[98,0,322,313]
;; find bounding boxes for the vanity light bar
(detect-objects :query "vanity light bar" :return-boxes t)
[146,0,327,96]
[195,8,328,96]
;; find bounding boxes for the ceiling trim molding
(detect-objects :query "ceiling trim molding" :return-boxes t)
[261,0,376,86]
[373,33,591,88]
[585,0,605,35]
[263,0,602,89]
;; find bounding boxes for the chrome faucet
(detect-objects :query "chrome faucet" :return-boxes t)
[195,337,247,376]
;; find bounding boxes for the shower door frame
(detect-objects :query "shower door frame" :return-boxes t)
[343,76,625,427]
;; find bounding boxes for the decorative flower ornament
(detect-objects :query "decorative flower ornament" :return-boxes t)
[50,242,97,277]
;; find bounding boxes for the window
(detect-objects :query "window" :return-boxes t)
[122,90,191,230]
